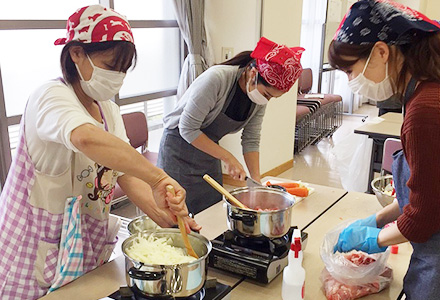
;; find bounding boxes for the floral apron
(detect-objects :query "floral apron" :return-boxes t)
[0,101,118,299]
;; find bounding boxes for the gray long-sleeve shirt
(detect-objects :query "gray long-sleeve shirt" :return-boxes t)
[163,65,266,154]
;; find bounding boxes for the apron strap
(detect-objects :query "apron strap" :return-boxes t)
[95,101,108,132]
[403,77,417,117]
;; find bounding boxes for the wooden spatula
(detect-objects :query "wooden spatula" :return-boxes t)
[202,174,248,209]
[166,185,198,259]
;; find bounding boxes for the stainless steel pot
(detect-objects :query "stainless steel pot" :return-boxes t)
[371,175,396,207]
[122,229,211,297]
[225,186,295,239]
[127,215,160,235]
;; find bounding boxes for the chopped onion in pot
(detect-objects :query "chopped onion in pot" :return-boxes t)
[125,234,197,265]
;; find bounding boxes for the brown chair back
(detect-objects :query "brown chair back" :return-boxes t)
[121,112,148,149]
[298,68,313,94]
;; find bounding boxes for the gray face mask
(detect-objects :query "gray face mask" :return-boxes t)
[75,54,126,102]
[347,49,394,101]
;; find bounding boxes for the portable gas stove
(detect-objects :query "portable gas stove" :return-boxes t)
[208,226,308,283]
[106,279,231,300]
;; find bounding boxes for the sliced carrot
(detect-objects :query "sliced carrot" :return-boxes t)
[271,182,301,188]
[286,187,309,197]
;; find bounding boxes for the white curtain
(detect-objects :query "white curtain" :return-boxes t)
[172,0,213,99]
[300,0,327,93]
[301,0,366,113]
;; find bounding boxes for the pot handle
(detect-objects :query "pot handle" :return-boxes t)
[229,211,256,225]
[128,267,165,281]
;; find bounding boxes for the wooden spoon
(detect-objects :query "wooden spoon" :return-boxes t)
[166,185,198,259]
[202,174,248,209]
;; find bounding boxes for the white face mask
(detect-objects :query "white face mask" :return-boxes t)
[246,73,269,105]
[75,54,126,102]
[347,49,394,101]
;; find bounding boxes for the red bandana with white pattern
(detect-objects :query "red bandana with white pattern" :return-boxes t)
[251,37,304,92]
[54,5,134,45]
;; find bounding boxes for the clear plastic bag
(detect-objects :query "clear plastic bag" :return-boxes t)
[320,221,391,286]
[321,266,393,300]
[331,133,373,192]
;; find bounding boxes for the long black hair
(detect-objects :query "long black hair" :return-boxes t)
[220,51,271,87]
[60,41,137,85]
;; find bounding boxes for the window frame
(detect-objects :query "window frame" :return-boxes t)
[0,2,182,186]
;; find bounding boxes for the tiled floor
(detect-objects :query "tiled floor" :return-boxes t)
[111,104,379,219]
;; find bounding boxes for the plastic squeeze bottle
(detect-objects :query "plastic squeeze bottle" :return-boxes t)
[281,229,305,300]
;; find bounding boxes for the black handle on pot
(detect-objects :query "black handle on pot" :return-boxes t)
[128,267,165,281]
[229,211,256,226]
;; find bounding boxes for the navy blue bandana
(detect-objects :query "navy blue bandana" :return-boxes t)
[334,0,440,45]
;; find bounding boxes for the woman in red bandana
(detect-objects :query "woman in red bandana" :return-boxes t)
[158,37,304,214]
[0,5,199,299]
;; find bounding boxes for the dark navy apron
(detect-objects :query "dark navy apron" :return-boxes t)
[158,70,257,214]
[391,78,440,300]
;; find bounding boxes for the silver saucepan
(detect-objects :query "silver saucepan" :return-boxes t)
[127,215,160,235]
[225,186,295,239]
[122,229,211,297]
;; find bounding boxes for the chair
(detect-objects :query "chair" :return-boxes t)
[297,68,343,107]
[294,68,343,153]
[294,105,312,153]
[121,112,158,165]
[112,112,159,205]
[381,138,402,175]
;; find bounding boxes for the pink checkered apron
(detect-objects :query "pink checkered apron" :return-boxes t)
[0,107,118,299]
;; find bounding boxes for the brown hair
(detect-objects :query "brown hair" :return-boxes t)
[219,51,271,87]
[328,32,440,96]
[60,41,137,85]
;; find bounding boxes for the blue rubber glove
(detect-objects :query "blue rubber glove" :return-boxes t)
[333,225,387,254]
[351,214,377,228]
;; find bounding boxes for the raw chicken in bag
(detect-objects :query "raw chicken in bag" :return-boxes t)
[320,221,393,300]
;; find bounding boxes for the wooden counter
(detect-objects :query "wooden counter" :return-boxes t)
[39,180,347,300]
[354,121,401,140]
[39,256,127,300]
[288,183,347,229]
[195,181,348,239]
[232,191,412,300]
[381,112,403,124]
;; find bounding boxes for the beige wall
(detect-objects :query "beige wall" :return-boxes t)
[205,0,262,63]
[395,0,440,20]
[395,0,422,9]
[258,0,303,173]
[424,0,440,20]
[205,0,303,175]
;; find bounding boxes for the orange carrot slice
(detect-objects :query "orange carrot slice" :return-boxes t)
[286,187,309,197]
